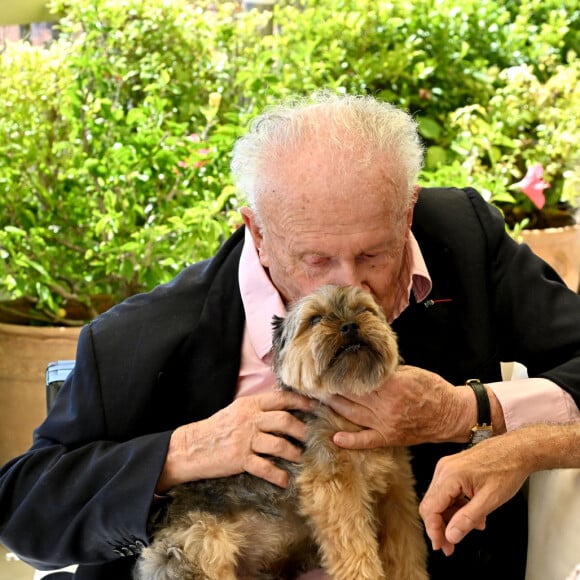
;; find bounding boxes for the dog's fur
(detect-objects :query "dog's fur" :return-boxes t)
[135,285,428,579]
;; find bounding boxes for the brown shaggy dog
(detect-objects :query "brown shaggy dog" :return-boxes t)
[135,285,428,580]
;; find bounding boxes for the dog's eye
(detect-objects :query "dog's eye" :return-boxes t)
[309,315,323,327]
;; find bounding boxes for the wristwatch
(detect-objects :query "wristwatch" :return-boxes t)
[465,378,493,446]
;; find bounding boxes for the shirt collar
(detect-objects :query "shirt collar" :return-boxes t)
[390,232,432,320]
[238,228,286,359]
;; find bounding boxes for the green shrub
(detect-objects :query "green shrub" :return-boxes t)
[0,0,244,324]
[421,54,580,231]
[0,0,576,324]
[273,0,577,149]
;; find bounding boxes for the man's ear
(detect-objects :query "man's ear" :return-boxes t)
[405,185,420,231]
[411,184,420,205]
[240,206,260,233]
[240,206,264,245]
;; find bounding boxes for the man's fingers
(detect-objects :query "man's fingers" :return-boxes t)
[446,502,488,543]
[420,488,487,548]
[325,394,363,419]
[421,512,446,550]
[332,428,383,449]
[251,432,302,463]
[257,410,310,443]
[243,453,291,488]
[419,481,475,557]
[260,391,316,413]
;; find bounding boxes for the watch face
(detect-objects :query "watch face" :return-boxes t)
[470,426,493,446]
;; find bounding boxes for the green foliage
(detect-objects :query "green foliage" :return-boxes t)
[271,0,577,147]
[0,0,244,324]
[0,0,577,324]
[421,54,580,229]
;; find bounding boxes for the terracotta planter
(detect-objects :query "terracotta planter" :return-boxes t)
[519,224,580,292]
[0,322,81,466]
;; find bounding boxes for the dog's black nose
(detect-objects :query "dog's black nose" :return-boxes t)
[340,322,359,337]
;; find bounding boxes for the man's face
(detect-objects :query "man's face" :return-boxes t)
[241,143,415,318]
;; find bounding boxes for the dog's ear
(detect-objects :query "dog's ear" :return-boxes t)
[271,314,286,351]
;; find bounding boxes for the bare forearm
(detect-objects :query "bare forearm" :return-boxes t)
[419,421,580,556]
[510,422,580,472]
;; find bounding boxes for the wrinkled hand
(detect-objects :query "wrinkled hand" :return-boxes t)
[157,391,316,492]
[418,436,531,555]
[324,365,473,449]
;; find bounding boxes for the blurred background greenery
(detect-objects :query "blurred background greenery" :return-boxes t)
[0,0,578,324]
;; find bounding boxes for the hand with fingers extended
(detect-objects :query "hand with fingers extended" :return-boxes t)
[325,365,489,449]
[156,390,316,493]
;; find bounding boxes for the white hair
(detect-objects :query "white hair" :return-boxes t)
[230,90,424,216]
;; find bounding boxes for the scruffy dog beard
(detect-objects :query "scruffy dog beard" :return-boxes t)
[134,285,428,580]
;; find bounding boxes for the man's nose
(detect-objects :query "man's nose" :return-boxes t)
[331,263,360,286]
[330,263,369,292]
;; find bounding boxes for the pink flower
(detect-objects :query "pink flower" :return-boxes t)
[177,135,212,169]
[193,148,211,168]
[513,163,550,209]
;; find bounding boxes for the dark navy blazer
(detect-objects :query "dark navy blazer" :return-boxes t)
[2,187,580,580]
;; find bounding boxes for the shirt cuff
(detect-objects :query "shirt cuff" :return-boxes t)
[489,376,580,431]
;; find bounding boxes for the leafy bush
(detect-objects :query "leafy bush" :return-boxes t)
[0,0,577,324]
[421,54,580,231]
[0,0,244,324]
[274,0,577,147]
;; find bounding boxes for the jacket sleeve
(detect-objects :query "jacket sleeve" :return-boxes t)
[0,323,173,570]
[409,187,580,407]
[0,228,244,572]
[470,188,580,405]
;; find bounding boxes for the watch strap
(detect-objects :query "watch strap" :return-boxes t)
[465,378,492,426]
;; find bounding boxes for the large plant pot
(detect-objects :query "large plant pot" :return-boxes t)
[0,322,81,466]
[519,224,580,292]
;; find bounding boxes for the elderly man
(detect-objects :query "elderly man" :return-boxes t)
[2,91,580,580]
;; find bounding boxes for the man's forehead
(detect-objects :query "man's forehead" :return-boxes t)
[267,221,404,255]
